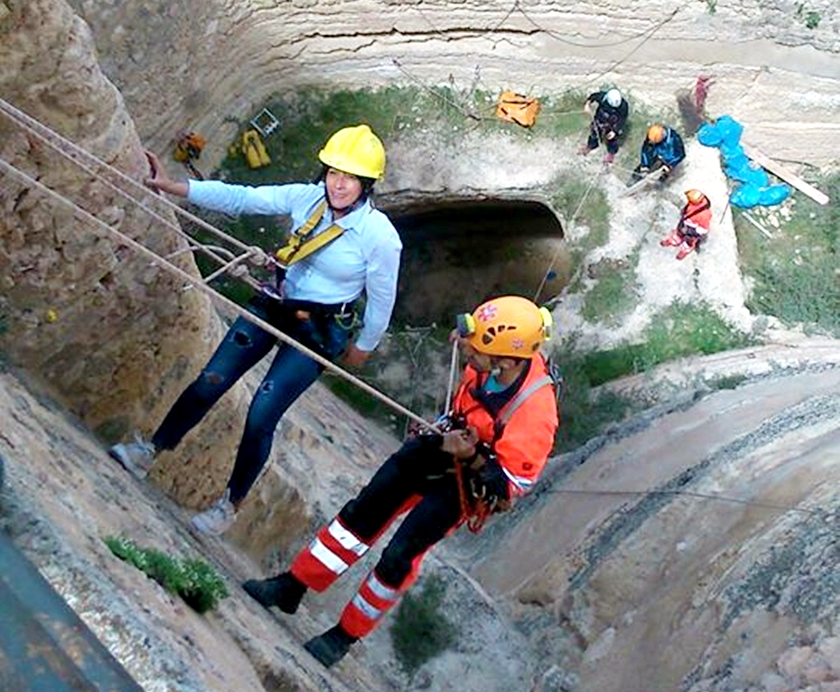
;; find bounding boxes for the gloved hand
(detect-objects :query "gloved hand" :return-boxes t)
[441,428,478,460]
[469,455,511,512]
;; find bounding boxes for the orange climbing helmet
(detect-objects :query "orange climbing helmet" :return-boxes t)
[685,189,708,205]
[456,296,553,359]
[318,124,386,180]
[646,124,666,144]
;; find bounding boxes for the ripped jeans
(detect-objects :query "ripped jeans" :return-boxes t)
[151,299,350,505]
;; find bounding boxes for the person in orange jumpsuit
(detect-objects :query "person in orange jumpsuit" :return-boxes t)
[661,189,712,260]
[242,295,560,667]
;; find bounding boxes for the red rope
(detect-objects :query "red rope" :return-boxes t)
[453,461,492,534]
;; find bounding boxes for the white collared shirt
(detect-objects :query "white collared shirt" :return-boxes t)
[188,180,402,351]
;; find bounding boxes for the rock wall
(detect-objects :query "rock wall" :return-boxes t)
[0,0,258,514]
[455,343,840,691]
[63,0,840,168]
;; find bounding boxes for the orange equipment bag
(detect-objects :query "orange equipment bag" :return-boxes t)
[496,91,541,128]
[173,132,206,163]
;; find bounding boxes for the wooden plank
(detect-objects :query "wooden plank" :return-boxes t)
[739,210,773,239]
[621,167,666,197]
[741,142,829,206]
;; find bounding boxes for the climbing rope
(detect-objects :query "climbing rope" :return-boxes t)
[532,165,605,304]
[0,98,278,290]
[0,103,440,434]
[443,337,460,414]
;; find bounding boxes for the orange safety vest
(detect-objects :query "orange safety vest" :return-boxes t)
[681,200,712,231]
[452,353,559,497]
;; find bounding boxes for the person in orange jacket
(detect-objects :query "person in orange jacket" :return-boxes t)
[660,189,712,260]
[242,295,560,667]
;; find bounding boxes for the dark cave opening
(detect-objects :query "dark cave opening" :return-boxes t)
[388,198,570,327]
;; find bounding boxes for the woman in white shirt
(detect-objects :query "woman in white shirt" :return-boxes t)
[110,124,402,535]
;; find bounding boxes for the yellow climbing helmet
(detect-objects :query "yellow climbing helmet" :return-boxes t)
[685,189,708,205]
[646,124,666,144]
[456,296,553,359]
[318,124,386,180]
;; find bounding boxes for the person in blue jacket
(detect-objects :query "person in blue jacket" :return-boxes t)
[633,123,685,182]
[109,124,402,536]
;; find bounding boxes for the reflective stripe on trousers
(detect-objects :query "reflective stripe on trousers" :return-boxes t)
[338,557,423,639]
[290,518,370,592]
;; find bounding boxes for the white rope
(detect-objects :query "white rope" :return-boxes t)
[444,337,460,414]
[0,153,439,433]
[533,165,604,303]
[0,98,277,286]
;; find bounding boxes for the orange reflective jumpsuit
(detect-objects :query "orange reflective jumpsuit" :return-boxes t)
[288,353,559,639]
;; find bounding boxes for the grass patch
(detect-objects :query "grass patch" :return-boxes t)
[553,356,641,453]
[549,174,611,260]
[709,374,748,391]
[580,257,638,325]
[734,174,840,336]
[553,303,753,450]
[105,536,229,613]
[580,302,753,386]
[534,89,591,139]
[390,574,458,677]
[218,85,531,186]
[321,370,401,434]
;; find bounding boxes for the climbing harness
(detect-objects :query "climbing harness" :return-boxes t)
[452,370,556,533]
[274,200,346,266]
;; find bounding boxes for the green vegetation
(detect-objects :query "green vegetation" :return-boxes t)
[105,536,229,613]
[554,303,753,450]
[550,175,611,266]
[390,574,458,676]
[535,90,591,139]
[582,302,753,386]
[553,357,641,453]
[734,173,840,336]
[321,369,401,434]
[580,257,638,325]
[219,85,518,187]
[709,374,749,391]
[795,3,821,29]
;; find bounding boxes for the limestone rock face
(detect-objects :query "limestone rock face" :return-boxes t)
[63,0,840,167]
[0,0,243,508]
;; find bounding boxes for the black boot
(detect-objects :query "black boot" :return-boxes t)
[304,625,358,667]
[242,572,306,614]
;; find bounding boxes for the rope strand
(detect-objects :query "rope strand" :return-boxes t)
[0,98,278,285]
[0,153,439,434]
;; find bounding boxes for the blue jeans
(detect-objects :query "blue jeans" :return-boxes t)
[152,299,350,505]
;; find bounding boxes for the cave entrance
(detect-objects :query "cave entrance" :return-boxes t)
[388,198,571,327]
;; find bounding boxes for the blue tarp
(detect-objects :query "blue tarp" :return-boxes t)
[698,115,790,208]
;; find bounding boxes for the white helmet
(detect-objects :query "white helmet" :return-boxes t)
[605,88,622,108]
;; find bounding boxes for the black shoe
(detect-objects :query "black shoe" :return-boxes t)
[243,572,306,614]
[303,625,358,668]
